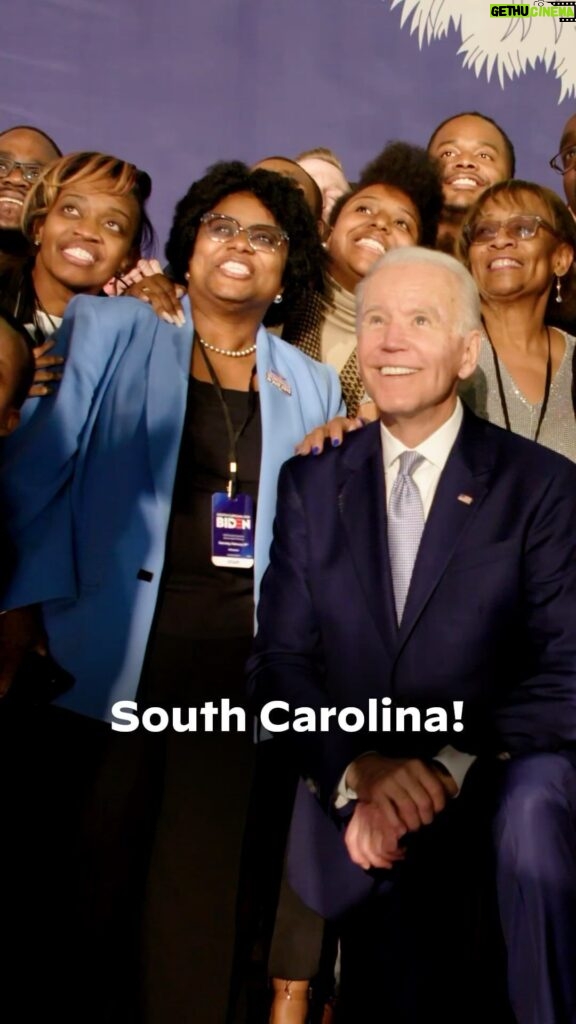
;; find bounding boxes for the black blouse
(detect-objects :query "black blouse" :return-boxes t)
[153,376,262,640]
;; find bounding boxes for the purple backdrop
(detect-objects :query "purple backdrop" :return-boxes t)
[2,0,575,249]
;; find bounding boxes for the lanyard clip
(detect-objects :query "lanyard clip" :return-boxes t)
[227,461,238,500]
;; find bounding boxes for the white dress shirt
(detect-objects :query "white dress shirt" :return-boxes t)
[336,399,476,805]
[380,398,463,515]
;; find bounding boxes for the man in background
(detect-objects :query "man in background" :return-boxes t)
[551,112,576,219]
[427,111,514,252]
[0,125,61,256]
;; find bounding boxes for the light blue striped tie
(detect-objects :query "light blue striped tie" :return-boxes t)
[388,450,425,624]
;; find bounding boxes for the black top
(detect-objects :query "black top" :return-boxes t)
[153,376,262,640]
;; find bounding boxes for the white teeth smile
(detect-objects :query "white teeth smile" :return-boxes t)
[356,237,386,254]
[0,196,24,205]
[379,366,417,376]
[220,260,250,277]
[63,247,95,264]
[489,258,521,269]
[450,177,479,188]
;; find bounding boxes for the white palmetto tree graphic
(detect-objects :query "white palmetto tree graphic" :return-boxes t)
[390,0,576,101]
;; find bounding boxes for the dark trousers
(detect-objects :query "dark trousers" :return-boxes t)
[334,753,576,1024]
[335,762,512,1024]
[494,751,576,1024]
[0,701,158,1024]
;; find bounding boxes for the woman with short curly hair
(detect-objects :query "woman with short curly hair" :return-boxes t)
[165,159,325,321]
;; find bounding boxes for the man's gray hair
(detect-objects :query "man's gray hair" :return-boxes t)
[355,246,482,335]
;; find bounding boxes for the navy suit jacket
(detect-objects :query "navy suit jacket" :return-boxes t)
[248,408,576,915]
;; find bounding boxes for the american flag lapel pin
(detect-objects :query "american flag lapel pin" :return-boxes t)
[457,493,474,505]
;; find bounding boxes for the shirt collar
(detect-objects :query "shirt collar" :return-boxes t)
[380,399,463,471]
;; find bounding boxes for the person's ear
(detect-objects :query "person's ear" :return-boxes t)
[457,328,481,381]
[117,246,140,277]
[0,407,20,437]
[317,219,329,243]
[322,223,334,250]
[32,220,44,248]
[553,242,574,279]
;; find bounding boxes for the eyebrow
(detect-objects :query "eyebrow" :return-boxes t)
[60,193,131,221]
[362,302,439,320]
[0,150,41,162]
[433,138,501,153]
[352,195,418,219]
[212,213,280,229]
[396,205,418,223]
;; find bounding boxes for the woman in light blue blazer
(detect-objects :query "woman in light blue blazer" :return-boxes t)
[0,162,343,1024]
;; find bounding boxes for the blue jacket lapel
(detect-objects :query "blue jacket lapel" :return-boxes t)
[145,297,194,519]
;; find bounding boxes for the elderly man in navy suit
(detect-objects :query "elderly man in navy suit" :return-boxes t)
[249,247,576,1023]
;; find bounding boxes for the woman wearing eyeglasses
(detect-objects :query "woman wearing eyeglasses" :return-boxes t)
[458,180,576,459]
[0,160,341,1023]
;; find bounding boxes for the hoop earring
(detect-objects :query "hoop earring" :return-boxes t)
[273,293,283,305]
[556,276,563,304]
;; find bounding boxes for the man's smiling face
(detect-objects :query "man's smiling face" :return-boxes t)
[0,128,59,230]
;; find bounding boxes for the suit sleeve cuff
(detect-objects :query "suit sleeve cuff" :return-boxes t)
[433,746,477,794]
[333,751,379,808]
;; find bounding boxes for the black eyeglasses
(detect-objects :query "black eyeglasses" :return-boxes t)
[0,157,44,183]
[549,146,576,175]
[465,214,561,246]
[199,213,289,253]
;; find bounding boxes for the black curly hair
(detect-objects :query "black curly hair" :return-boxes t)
[165,161,326,326]
[328,141,443,248]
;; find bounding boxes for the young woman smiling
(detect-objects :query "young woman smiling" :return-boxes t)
[0,150,153,393]
[282,141,443,418]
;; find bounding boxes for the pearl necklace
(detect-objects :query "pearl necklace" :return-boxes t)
[198,336,257,358]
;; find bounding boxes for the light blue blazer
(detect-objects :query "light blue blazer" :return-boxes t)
[1,295,343,720]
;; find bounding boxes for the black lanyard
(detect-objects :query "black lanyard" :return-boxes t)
[484,323,552,444]
[196,333,257,498]
[13,285,59,345]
